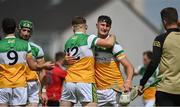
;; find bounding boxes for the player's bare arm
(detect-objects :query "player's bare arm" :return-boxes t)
[26,54,55,71]
[118,56,134,92]
[96,34,116,48]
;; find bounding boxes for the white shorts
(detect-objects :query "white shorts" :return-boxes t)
[27,81,40,103]
[0,87,27,106]
[97,89,120,107]
[61,82,97,104]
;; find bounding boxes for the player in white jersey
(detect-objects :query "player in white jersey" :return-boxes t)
[18,20,45,106]
[61,16,116,107]
[0,18,54,106]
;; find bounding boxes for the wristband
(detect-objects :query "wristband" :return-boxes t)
[42,88,46,93]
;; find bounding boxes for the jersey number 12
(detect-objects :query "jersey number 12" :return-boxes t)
[67,46,80,60]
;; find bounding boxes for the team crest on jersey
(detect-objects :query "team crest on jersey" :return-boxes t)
[153,41,161,47]
[96,57,112,62]
[8,39,15,43]
[72,36,78,40]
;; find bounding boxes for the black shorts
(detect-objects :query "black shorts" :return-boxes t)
[156,91,180,106]
[47,100,60,107]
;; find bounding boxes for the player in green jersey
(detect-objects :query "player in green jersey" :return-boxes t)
[18,20,45,106]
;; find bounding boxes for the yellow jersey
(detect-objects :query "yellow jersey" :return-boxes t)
[0,36,32,88]
[95,42,125,90]
[64,32,99,83]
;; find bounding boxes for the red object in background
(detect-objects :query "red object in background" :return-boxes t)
[46,64,67,101]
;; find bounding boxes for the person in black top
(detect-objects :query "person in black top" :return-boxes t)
[138,7,180,106]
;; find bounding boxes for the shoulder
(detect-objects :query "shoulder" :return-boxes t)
[16,38,29,44]
[87,34,98,42]
[53,66,66,73]
[88,34,97,37]
[113,41,124,53]
[154,33,167,41]
[113,41,123,47]
[65,35,76,44]
[29,42,42,50]
[15,38,30,49]
[153,33,168,48]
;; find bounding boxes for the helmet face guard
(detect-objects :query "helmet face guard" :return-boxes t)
[19,20,33,34]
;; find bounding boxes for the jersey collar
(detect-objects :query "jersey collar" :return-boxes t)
[75,32,84,34]
[167,28,180,33]
[5,36,16,39]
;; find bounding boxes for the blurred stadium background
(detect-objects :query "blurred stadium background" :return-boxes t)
[0,0,180,106]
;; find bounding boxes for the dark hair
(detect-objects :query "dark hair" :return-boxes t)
[161,7,178,25]
[98,15,112,25]
[55,51,65,62]
[2,18,16,34]
[143,51,153,60]
[72,16,86,26]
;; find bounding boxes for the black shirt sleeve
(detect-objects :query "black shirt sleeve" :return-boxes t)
[140,33,167,87]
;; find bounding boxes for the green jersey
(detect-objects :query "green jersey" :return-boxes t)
[64,32,98,83]
[0,36,32,88]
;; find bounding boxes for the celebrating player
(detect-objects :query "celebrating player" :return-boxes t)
[61,16,116,107]
[94,15,134,106]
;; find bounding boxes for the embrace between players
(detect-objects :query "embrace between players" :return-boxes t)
[62,7,180,107]
[0,6,180,107]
